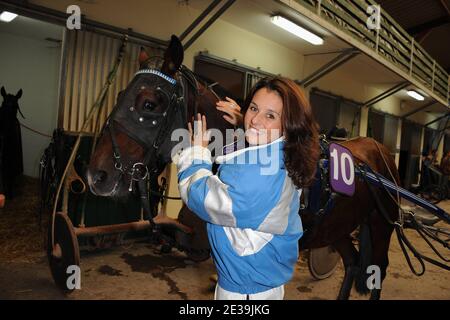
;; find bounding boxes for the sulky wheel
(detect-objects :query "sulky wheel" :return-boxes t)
[308,246,341,280]
[47,212,80,292]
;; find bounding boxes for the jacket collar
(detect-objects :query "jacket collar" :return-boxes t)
[215,136,285,164]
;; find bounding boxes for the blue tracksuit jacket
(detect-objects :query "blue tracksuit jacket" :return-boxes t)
[173,136,303,294]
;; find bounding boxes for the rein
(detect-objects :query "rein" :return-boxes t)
[356,154,450,275]
[316,137,450,275]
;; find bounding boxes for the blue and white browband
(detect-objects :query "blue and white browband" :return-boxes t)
[134,68,177,85]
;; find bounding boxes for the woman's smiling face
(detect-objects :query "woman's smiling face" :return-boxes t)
[244,87,283,145]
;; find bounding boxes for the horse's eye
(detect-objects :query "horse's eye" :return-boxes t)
[143,100,156,111]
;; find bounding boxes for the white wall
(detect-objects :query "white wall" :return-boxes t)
[0,29,62,177]
[184,19,304,79]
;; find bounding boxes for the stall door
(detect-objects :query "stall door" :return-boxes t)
[337,101,360,138]
[368,110,385,144]
[423,127,439,155]
[310,92,338,135]
[399,121,422,189]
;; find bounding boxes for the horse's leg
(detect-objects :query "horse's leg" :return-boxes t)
[333,236,359,300]
[368,213,394,300]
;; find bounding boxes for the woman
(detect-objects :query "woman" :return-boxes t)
[173,77,319,300]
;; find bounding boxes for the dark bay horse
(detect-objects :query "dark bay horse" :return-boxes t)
[300,137,399,300]
[0,86,24,199]
[87,35,399,299]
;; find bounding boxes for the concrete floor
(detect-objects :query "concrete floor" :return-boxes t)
[0,178,449,300]
[0,223,449,300]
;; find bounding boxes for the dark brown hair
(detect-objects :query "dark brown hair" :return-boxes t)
[243,76,320,188]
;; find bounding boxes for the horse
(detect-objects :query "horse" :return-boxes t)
[300,137,399,300]
[0,86,24,199]
[87,35,399,300]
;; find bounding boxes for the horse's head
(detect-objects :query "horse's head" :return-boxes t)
[87,35,188,197]
[0,87,24,120]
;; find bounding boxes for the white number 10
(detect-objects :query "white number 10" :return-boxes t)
[330,148,355,186]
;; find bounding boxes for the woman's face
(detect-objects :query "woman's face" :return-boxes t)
[244,87,283,145]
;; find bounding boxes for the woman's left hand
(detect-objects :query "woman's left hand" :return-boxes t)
[188,113,211,148]
[216,97,243,126]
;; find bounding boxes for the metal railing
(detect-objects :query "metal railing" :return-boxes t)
[294,0,450,105]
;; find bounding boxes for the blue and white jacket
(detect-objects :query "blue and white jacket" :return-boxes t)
[173,137,303,294]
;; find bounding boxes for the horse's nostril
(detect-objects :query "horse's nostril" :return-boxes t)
[93,170,107,184]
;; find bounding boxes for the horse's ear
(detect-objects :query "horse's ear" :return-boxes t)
[1,87,6,98]
[138,47,150,69]
[161,35,184,77]
[16,89,23,99]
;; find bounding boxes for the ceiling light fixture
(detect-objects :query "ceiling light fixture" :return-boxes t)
[0,11,18,23]
[271,15,323,45]
[407,90,425,101]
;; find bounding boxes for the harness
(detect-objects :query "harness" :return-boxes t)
[103,68,186,223]
[301,135,336,217]
[103,65,219,222]
[303,135,449,275]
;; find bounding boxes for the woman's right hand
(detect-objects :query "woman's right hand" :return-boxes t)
[216,97,243,126]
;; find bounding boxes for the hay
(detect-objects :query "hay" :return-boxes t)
[0,176,47,263]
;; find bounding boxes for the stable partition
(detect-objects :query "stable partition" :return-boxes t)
[310,89,361,137]
[59,29,163,132]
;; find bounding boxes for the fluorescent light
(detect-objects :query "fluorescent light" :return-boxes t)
[0,11,18,22]
[271,15,323,45]
[407,90,425,101]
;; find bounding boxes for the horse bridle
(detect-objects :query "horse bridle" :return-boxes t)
[103,68,187,219]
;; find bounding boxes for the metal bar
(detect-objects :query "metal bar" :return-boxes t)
[425,112,450,127]
[196,51,274,77]
[90,32,100,133]
[279,0,449,107]
[57,28,70,128]
[363,82,409,108]
[75,220,151,237]
[409,35,415,77]
[357,168,450,224]
[74,213,193,237]
[84,32,94,132]
[401,101,437,119]
[447,75,449,104]
[322,158,450,223]
[432,60,436,92]
[68,31,79,130]
[300,49,359,87]
[75,31,85,131]
[310,87,362,107]
[179,0,222,42]
[183,0,236,51]
[303,48,355,57]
